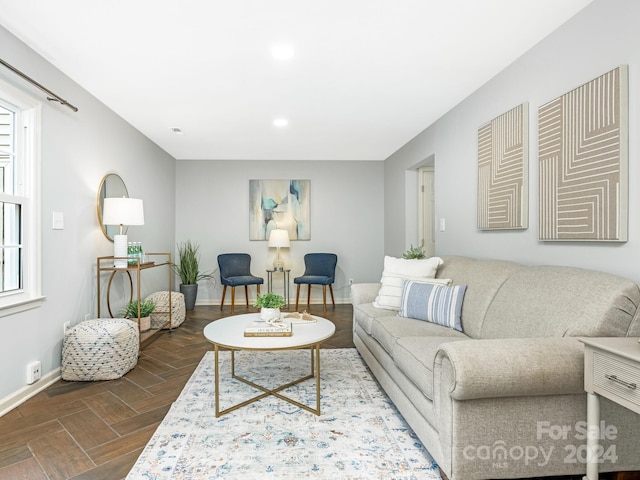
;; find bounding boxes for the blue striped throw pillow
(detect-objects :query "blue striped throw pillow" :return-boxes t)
[398,280,466,331]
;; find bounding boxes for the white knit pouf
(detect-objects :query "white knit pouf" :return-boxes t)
[144,291,186,329]
[61,318,139,381]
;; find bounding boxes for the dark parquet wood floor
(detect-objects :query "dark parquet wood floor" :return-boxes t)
[0,303,636,480]
[0,304,354,480]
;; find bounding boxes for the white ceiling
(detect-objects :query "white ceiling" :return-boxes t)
[0,0,593,161]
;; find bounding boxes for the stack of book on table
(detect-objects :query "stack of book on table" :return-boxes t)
[244,322,292,337]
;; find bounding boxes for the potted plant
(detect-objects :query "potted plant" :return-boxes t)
[173,240,213,310]
[402,244,426,259]
[253,292,286,321]
[122,299,156,332]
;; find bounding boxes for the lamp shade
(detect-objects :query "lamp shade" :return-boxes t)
[268,229,290,247]
[102,197,145,226]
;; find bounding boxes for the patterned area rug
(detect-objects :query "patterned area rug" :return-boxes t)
[126,348,441,479]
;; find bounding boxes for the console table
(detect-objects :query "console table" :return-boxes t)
[96,252,172,346]
[580,337,640,480]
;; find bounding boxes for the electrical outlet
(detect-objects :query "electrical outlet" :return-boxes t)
[85,313,91,321]
[348,278,354,285]
[27,361,41,384]
[63,321,70,335]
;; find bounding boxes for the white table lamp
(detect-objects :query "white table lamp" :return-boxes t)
[268,229,290,270]
[102,197,144,268]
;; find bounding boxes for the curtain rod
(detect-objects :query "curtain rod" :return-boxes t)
[0,58,78,112]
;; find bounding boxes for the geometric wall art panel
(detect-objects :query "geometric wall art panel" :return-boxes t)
[249,179,310,240]
[538,65,628,241]
[477,103,529,230]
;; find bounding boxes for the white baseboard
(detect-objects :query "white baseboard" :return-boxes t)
[0,367,61,417]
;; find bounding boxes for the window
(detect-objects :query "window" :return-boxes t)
[0,79,42,316]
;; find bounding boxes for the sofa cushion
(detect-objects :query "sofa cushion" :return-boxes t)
[436,256,523,339]
[480,265,640,339]
[398,280,467,332]
[370,315,465,357]
[393,336,467,400]
[373,255,446,310]
[353,302,397,336]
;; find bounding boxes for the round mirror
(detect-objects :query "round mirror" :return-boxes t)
[97,173,128,241]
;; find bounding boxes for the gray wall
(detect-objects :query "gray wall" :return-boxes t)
[385,0,640,281]
[175,160,385,305]
[0,26,176,407]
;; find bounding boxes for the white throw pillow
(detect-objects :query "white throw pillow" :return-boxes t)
[373,256,446,310]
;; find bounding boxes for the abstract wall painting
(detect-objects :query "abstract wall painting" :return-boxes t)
[538,65,628,241]
[249,179,310,240]
[477,103,529,230]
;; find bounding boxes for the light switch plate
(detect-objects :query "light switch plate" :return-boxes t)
[52,211,64,230]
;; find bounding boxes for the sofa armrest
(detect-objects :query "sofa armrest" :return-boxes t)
[350,283,380,306]
[434,337,585,400]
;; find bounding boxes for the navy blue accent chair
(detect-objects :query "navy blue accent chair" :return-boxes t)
[218,253,264,314]
[294,253,337,312]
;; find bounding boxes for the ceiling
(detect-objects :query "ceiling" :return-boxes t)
[0,0,593,161]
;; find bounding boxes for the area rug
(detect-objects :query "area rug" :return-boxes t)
[126,348,441,479]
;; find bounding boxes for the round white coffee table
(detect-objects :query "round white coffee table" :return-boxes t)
[203,313,335,417]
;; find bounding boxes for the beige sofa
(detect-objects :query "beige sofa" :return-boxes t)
[351,255,640,480]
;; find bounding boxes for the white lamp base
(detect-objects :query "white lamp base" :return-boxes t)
[113,234,128,268]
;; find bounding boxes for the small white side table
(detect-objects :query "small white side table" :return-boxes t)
[580,337,640,480]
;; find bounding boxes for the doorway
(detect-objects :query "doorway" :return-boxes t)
[418,166,435,257]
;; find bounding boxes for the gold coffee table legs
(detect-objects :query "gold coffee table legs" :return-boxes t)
[213,344,322,417]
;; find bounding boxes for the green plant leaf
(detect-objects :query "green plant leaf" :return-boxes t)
[253,292,286,308]
[122,299,156,318]
[402,244,426,259]
[173,240,214,285]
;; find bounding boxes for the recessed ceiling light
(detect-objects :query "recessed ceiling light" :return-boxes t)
[271,44,294,61]
[170,127,184,135]
[273,118,289,127]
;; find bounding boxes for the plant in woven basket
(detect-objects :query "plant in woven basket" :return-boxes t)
[402,244,426,259]
[122,299,156,318]
[173,240,213,285]
[253,292,286,309]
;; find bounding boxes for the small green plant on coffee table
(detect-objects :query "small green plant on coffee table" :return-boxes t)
[402,244,426,259]
[253,292,286,309]
[122,299,156,318]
